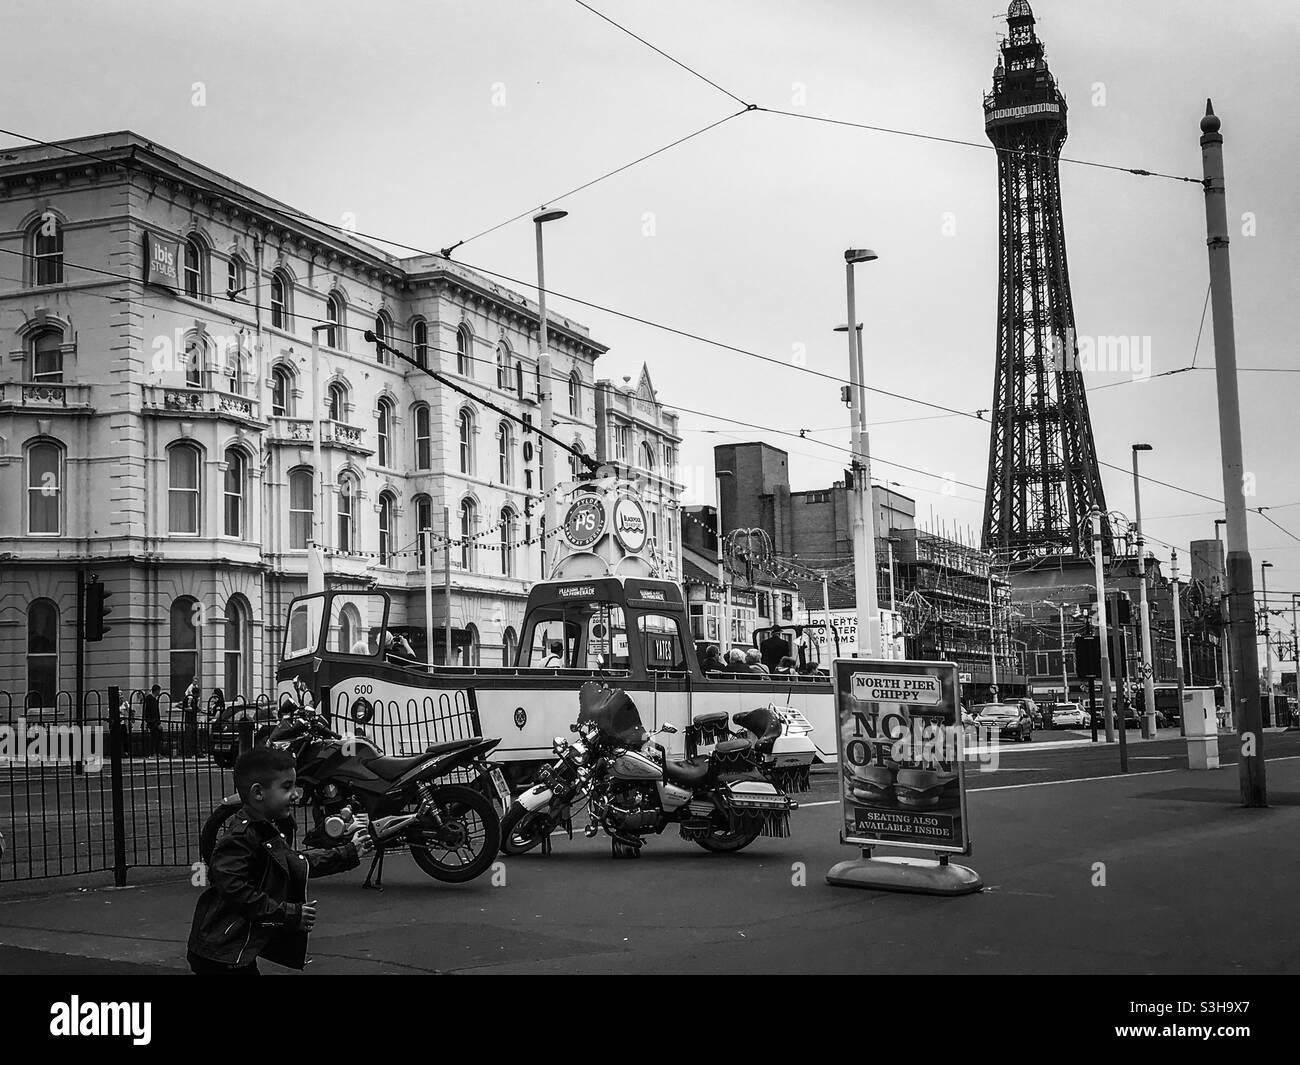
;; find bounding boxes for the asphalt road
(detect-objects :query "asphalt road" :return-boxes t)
[1,728,1296,974]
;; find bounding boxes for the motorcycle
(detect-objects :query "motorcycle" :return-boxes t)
[684,704,817,794]
[500,682,796,859]
[199,697,505,887]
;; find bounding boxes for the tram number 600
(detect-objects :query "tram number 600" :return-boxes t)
[353,684,374,695]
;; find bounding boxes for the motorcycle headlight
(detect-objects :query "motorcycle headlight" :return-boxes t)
[552,736,570,756]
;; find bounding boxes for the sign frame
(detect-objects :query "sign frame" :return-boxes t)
[563,495,606,548]
[832,657,971,856]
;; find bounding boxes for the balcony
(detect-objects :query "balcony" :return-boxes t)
[0,381,93,412]
[321,419,368,452]
[142,385,262,424]
[268,416,315,444]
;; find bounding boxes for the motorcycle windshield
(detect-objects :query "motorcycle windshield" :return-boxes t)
[579,688,648,747]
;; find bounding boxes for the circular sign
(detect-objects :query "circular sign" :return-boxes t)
[613,497,648,553]
[563,496,606,548]
[513,706,527,730]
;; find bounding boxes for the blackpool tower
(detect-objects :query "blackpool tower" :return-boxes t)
[980,1,1109,561]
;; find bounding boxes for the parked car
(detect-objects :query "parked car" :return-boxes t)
[207,697,278,768]
[1049,702,1089,729]
[973,702,1034,742]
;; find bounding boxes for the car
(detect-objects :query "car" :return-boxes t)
[1049,702,1089,729]
[973,702,1034,742]
[207,698,278,768]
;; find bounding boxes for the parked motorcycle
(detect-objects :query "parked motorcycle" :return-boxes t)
[199,699,504,887]
[500,683,796,858]
[684,704,816,794]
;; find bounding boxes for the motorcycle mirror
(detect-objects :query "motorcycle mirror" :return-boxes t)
[569,723,580,732]
[660,723,678,734]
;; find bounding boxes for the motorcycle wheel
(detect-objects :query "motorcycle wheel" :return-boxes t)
[693,819,764,853]
[499,801,553,855]
[407,784,502,883]
[199,802,241,866]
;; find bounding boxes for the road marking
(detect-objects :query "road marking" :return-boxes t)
[968,754,1300,792]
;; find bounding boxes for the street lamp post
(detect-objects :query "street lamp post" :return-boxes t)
[1092,506,1116,742]
[534,209,567,579]
[1131,444,1158,736]
[308,323,332,593]
[1261,561,1273,715]
[716,469,734,649]
[1043,600,1068,701]
[844,249,880,658]
[1171,549,1186,737]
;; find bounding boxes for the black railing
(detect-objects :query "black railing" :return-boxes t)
[0,684,479,885]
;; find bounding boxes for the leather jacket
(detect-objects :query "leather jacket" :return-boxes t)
[188,804,361,970]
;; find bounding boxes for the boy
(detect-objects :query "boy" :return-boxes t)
[187,746,372,974]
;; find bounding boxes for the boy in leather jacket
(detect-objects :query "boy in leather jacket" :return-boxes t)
[187,746,372,974]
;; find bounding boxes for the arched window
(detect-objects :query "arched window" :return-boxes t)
[497,421,513,484]
[227,255,246,299]
[500,507,517,577]
[271,365,292,417]
[223,337,248,396]
[168,443,202,535]
[413,319,428,368]
[459,498,476,569]
[458,408,475,475]
[569,438,586,481]
[26,439,62,535]
[224,598,248,697]
[641,441,656,472]
[463,623,480,667]
[184,333,207,388]
[376,397,394,467]
[456,324,472,377]
[496,342,509,390]
[325,293,344,349]
[270,269,291,329]
[373,314,390,365]
[568,372,582,417]
[30,215,63,286]
[502,626,518,667]
[378,492,395,565]
[30,327,64,384]
[223,448,245,538]
[328,381,347,423]
[169,596,199,699]
[414,404,431,470]
[289,467,313,549]
[338,603,363,654]
[337,472,358,553]
[27,599,59,703]
[183,236,206,298]
[414,494,432,566]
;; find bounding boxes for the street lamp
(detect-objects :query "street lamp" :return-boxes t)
[716,469,734,649]
[1042,600,1069,702]
[1261,560,1273,703]
[534,209,568,579]
[1131,444,1157,734]
[844,248,880,658]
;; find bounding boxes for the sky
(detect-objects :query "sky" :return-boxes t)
[6,0,1300,664]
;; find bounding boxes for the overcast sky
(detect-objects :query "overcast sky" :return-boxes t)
[7,1,1300,653]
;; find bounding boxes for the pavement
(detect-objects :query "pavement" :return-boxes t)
[1,729,1298,975]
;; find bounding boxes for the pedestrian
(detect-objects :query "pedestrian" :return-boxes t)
[182,680,200,758]
[744,649,769,675]
[143,684,162,757]
[187,746,373,974]
[700,644,726,673]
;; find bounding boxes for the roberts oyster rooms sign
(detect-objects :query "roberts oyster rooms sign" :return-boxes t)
[833,659,971,854]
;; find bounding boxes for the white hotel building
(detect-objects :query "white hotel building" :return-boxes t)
[0,132,625,701]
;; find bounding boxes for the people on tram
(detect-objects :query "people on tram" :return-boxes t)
[700,644,726,673]
[774,656,798,676]
[760,631,791,672]
[744,649,769,674]
[541,640,565,668]
[725,648,750,673]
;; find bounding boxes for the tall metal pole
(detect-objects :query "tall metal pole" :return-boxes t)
[1091,507,1115,742]
[534,211,566,581]
[424,528,434,669]
[1260,561,1272,707]
[1171,549,1186,736]
[1131,447,1158,735]
[1215,518,1233,726]
[716,472,731,649]
[988,571,998,691]
[443,506,452,665]
[844,254,880,657]
[1201,101,1266,805]
[822,573,837,658]
[1058,604,1068,698]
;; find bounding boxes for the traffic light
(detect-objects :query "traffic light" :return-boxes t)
[85,580,113,642]
[840,385,852,406]
[1074,634,1101,678]
[1103,592,1132,627]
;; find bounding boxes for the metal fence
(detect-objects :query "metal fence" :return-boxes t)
[0,684,483,884]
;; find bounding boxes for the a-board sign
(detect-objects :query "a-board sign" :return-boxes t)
[833,658,970,855]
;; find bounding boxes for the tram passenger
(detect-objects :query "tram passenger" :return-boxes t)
[700,644,726,673]
[541,640,565,668]
[744,649,769,675]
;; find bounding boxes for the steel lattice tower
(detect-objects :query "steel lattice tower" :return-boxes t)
[981,1,1110,561]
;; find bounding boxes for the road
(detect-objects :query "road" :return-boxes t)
[0,728,1297,974]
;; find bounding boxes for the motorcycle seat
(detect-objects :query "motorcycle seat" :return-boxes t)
[664,757,711,786]
[713,739,753,756]
[367,752,434,781]
[691,712,729,729]
[425,737,482,756]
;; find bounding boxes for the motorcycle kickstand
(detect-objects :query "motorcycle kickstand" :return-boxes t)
[540,832,552,856]
[362,845,386,891]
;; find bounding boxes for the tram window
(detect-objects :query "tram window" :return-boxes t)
[638,613,686,672]
[520,603,627,669]
[284,597,323,659]
[329,593,386,656]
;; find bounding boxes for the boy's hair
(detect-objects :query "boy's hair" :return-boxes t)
[233,746,296,800]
